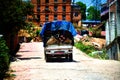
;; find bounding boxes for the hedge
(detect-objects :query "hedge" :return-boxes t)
[0,36,10,79]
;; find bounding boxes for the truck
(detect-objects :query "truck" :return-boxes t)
[40,21,77,62]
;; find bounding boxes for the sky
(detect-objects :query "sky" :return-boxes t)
[74,0,107,8]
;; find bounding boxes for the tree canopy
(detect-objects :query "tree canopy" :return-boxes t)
[0,0,34,35]
[76,1,86,20]
[86,6,101,20]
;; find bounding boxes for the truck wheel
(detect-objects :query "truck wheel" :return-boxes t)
[69,53,73,61]
[65,55,68,59]
[45,54,49,62]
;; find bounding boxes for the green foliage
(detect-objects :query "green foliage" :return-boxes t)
[24,22,37,38]
[89,27,102,37]
[36,30,41,36]
[75,42,108,59]
[0,37,10,79]
[24,2,34,15]
[75,41,95,54]
[76,1,86,20]
[88,50,109,59]
[86,6,101,20]
[0,0,34,35]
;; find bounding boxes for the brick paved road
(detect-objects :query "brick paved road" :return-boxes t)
[7,42,120,80]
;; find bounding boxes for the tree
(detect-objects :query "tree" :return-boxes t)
[86,6,101,20]
[76,1,86,20]
[0,0,34,56]
[0,0,34,35]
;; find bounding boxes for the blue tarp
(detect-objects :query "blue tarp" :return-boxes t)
[40,20,77,37]
[82,20,101,24]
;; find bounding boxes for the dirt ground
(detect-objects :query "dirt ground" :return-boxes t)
[5,42,120,80]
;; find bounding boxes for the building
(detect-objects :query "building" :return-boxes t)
[101,3,109,21]
[30,0,72,26]
[72,4,81,26]
[105,0,120,60]
[28,0,81,26]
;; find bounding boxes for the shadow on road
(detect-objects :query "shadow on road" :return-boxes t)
[19,51,40,52]
[46,57,79,63]
[18,57,42,60]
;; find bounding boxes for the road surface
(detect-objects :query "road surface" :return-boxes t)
[7,42,120,80]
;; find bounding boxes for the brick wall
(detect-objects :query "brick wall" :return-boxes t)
[31,0,72,26]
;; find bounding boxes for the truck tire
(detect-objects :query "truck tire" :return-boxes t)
[45,54,49,62]
[65,55,68,59]
[69,53,73,61]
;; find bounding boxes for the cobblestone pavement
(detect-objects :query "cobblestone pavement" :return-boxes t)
[6,42,120,80]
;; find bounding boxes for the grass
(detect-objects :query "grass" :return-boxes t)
[75,41,109,60]
[4,69,16,80]
[75,41,95,54]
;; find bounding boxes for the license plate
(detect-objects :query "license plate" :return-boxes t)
[55,51,64,54]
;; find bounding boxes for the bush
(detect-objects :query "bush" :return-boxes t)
[88,27,102,37]
[75,42,108,59]
[36,30,41,36]
[0,37,10,79]
[88,50,109,59]
[75,41,95,54]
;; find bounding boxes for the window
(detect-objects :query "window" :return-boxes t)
[45,15,49,21]
[23,0,31,2]
[37,5,40,12]
[62,15,66,20]
[54,6,57,11]
[54,15,57,20]
[54,0,57,2]
[37,0,40,4]
[37,15,40,22]
[63,0,66,2]
[74,12,78,17]
[62,6,66,12]
[45,6,49,11]
[46,0,49,3]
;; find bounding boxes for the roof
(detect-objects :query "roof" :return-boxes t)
[101,9,109,16]
[82,20,101,24]
[71,4,81,9]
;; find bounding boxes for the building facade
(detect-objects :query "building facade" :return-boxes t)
[101,3,109,21]
[105,0,120,60]
[72,4,81,26]
[30,0,72,26]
